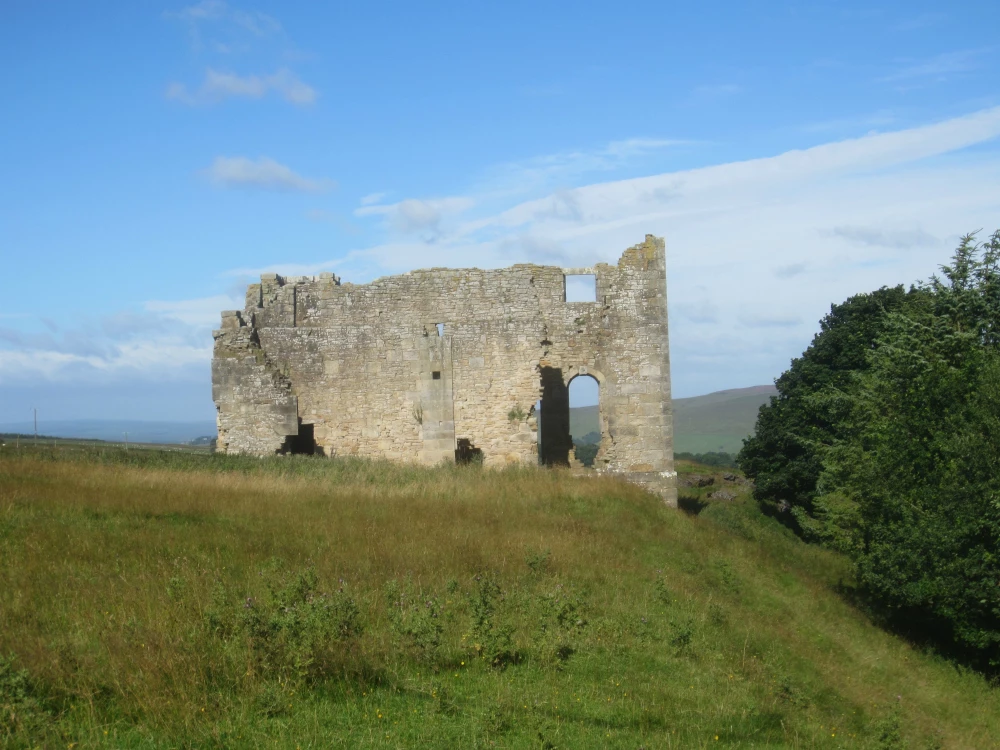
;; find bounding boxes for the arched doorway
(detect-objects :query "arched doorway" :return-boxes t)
[568,374,600,467]
[537,366,604,467]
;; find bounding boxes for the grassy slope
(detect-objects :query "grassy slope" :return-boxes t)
[1,448,997,748]
[672,386,777,454]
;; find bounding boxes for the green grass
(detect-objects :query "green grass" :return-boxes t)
[1,447,998,748]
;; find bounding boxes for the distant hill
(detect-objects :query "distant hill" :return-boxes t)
[568,385,776,455]
[672,385,776,454]
[12,387,775,454]
[0,420,216,445]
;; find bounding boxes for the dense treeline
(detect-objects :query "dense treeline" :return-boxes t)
[739,230,1000,670]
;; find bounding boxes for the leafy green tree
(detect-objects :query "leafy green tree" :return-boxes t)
[821,230,1000,667]
[737,284,922,545]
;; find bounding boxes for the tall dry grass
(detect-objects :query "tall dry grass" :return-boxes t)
[1,447,999,748]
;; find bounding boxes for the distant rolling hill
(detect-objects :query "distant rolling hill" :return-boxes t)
[0,420,216,445]
[569,384,776,455]
[10,387,776,455]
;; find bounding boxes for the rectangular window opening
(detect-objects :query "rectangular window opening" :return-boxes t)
[564,274,597,302]
[432,371,441,380]
[436,322,445,336]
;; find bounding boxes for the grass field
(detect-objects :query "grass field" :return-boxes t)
[1,447,998,748]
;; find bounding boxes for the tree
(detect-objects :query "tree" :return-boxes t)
[821,230,1000,667]
[737,284,922,546]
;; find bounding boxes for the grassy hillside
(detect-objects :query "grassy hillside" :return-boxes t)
[569,404,599,441]
[672,385,776,454]
[569,385,776,454]
[2,447,998,748]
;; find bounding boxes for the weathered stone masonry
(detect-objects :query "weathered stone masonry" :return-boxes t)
[212,234,677,504]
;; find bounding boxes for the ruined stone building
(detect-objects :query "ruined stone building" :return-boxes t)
[212,234,676,503]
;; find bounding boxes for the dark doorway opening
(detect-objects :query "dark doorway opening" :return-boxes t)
[282,421,321,456]
[537,366,572,466]
[455,438,483,465]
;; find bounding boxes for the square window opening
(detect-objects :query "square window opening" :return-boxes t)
[432,371,441,380]
[564,274,597,302]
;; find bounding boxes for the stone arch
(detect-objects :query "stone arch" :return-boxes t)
[565,368,608,469]
[564,365,605,387]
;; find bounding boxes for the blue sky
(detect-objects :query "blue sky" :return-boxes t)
[1,0,999,424]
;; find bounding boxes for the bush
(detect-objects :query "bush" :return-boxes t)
[572,441,598,467]
[0,655,50,740]
[385,578,445,660]
[535,583,587,667]
[675,451,738,468]
[469,574,516,668]
[228,562,362,682]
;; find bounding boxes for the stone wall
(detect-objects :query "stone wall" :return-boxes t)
[212,234,677,504]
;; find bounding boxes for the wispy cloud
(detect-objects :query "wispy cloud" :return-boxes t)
[202,156,334,192]
[824,226,941,249]
[360,192,388,206]
[678,299,719,324]
[166,68,316,105]
[12,108,1000,401]
[317,106,1000,395]
[879,49,985,83]
[892,12,948,32]
[739,311,802,328]
[801,110,897,134]
[167,0,282,44]
[355,197,475,234]
[0,292,242,386]
[145,294,243,327]
[774,262,808,279]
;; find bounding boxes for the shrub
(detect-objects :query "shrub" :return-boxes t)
[0,655,50,740]
[675,451,738,469]
[469,574,516,668]
[535,582,587,666]
[230,563,362,682]
[385,578,445,661]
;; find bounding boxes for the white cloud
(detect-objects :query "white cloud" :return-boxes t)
[774,262,808,279]
[167,68,316,105]
[315,106,1000,395]
[145,294,243,328]
[202,156,334,192]
[824,225,940,248]
[360,191,387,206]
[0,344,212,383]
[14,108,1000,400]
[168,1,282,39]
[355,197,475,234]
[739,310,803,328]
[677,300,719,324]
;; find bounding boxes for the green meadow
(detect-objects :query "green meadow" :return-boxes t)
[1,447,997,748]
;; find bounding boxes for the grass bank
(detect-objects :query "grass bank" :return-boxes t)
[1,447,997,748]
